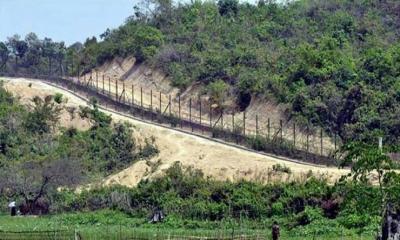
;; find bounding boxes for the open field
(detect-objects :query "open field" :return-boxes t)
[0,211,374,240]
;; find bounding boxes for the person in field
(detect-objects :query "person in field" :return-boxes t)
[272,221,280,240]
[8,201,16,216]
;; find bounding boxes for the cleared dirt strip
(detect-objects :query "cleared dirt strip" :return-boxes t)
[2,77,349,186]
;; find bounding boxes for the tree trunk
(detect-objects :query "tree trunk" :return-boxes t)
[378,204,400,240]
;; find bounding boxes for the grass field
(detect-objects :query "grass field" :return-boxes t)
[0,210,375,240]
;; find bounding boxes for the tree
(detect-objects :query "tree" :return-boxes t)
[42,38,56,75]
[0,42,9,70]
[7,35,28,65]
[0,157,83,215]
[24,33,42,67]
[340,142,400,239]
[25,95,61,134]
[217,0,239,17]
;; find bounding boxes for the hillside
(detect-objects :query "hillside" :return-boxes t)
[74,0,400,146]
[1,0,399,146]
[2,77,348,187]
[0,0,400,148]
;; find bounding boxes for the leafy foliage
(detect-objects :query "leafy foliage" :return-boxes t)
[1,0,400,144]
[0,83,157,214]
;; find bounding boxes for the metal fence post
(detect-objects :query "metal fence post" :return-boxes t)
[96,71,98,90]
[169,95,172,126]
[209,103,212,131]
[108,77,111,97]
[293,122,296,147]
[115,79,118,102]
[123,81,126,104]
[102,75,105,94]
[179,95,182,128]
[320,128,323,156]
[140,87,143,118]
[150,90,153,120]
[159,91,162,115]
[243,111,246,136]
[189,98,193,132]
[256,115,259,137]
[199,98,202,133]
[131,85,134,106]
[306,124,310,159]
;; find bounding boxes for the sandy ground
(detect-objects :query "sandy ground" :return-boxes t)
[1,77,349,187]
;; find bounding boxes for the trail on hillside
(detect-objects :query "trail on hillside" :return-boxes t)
[2,77,349,187]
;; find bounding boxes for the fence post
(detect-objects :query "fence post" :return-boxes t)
[280,119,283,143]
[210,103,212,132]
[140,87,143,119]
[306,124,310,160]
[115,79,118,102]
[256,115,259,137]
[320,128,323,156]
[199,98,202,133]
[334,133,337,152]
[90,71,93,87]
[221,110,224,129]
[96,71,98,90]
[190,98,193,132]
[140,87,143,111]
[293,122,296,147]
[243,111,246,137]
[233,112,236,143]
[221,110,224,139]
[169,95,172,126]
[131,85,134,106]
[179,95,182,128]
[122,81,125,103]
[102,75,105,94]
[150,90,153,120]
[159,91,162,115]
[108,77,111,97]
[267,118,271,140]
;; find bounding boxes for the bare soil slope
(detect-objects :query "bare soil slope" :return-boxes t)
[83,58,337,156]
[1,77,348,187]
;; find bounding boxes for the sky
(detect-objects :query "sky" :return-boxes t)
[0,0,135,46]
[0,0,260,46]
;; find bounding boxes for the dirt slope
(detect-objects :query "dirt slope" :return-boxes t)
[83,57,337,156]
[1,77,349,187]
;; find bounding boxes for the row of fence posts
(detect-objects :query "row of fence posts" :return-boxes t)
[71,70,339,161]
[3,59,338,162]
[0,61,338,162]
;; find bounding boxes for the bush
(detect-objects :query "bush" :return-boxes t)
[272,164,292,174]
[54,93,63,104]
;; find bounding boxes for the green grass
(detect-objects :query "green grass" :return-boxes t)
[0,210,375,240]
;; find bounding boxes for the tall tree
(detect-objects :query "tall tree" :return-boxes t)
[0,42,9,71]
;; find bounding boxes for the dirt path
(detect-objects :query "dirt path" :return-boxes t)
[2,77,349,187]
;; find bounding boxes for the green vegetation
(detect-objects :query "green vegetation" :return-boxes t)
[0,210,375,239]
[72,0,400,145]
[0,82,157,214]
[1,0,400,238]
[0,160,392,239]
[1,0,399,145]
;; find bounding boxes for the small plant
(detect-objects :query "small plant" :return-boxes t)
[54,93,63,104]
[272,164,292,174]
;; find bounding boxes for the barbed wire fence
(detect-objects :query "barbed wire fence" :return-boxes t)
[1,61,342,166]
[73,68,340,165]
